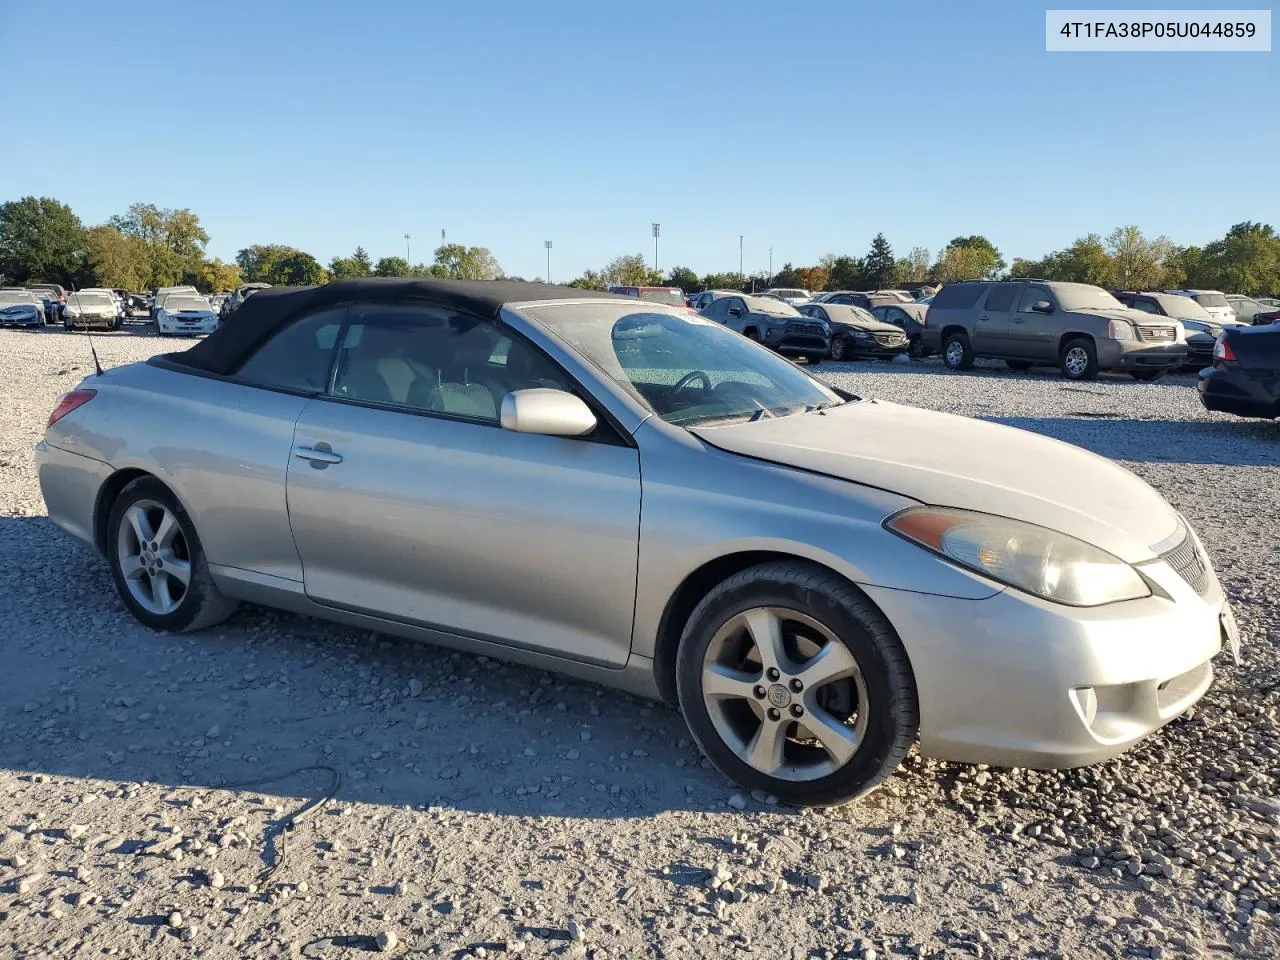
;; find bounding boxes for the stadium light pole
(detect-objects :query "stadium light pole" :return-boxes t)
[404,233,411,264]
[545,240,552,284]
[651,223,660,274]
[739,235,743,283]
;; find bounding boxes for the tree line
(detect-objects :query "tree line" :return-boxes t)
[2,195,1277,298]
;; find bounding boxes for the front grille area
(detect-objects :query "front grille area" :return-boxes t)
[787,321,827,338]
[1161,532,1210,596]
[1137,325,1176,343]
[874,332,907,346]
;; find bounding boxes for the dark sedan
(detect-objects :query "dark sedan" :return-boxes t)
[1199,324,1280,420]
[870,302,931,357]
[798,303,909,361]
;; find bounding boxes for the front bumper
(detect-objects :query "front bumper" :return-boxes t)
[862,552,1226,768]
[0,313,41,326]
[1097,340,1188,371]
[157,318,218,335]
[1199,364,1278,419]
[65,315,118,329]
[848,337,909,357]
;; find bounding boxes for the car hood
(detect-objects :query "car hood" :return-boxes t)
[832,318,903,335]
[1075,306,1177,326]
[692,399,1180,563]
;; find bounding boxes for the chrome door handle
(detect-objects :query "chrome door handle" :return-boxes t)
[294,445,343,464]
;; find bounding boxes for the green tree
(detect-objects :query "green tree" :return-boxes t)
[83,224,149,290]
[863,233,895,288]
[110,203,208,288]
[0,196,88,287]
[568,269,608,290]
[699,272,745,291]
[200,258,242,292]
[236,244,296,283]
[601,253,661,287]
[1193,222,1280,296]
[374,256,411,277]
[1106,225,1173,290]
[663,265,700,291]
[432,243,504,280]
[328,246,375,279]
[942,235,1005,278]
[904,246,930,282]
[352,246,373,275]
[273,252,327,286]
[1021,234,1116,286]
[819,254,864,290]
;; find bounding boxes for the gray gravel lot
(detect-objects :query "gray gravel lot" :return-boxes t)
[1,326,1278,959]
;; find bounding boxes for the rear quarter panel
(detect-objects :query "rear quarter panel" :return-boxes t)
[48,361,311,581]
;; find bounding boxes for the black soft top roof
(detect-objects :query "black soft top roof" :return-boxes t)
[176,278,624,376]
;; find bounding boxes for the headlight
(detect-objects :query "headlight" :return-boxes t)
[885,506,1151,607]
[1107,320,1134,341]
[854,331,875,340]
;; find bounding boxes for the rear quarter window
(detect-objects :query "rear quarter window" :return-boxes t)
[931,283,989,310]
[234,307,348,393]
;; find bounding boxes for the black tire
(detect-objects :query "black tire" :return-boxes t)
[942,331,974,370]
[744,327,759,341]
[1130,370,1164,382]
[908,337,927,360]
[807,355,823,367]
[1006,360,1033,372]
[1059,337,1098,381]
[675,561,918,807]
[829,334,848,361]
[106,476,237,632]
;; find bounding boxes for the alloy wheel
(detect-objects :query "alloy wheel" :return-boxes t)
[1064,346,1089,377]
[116,499,192,616]
[945,341,963,366]
[700,606,869,782]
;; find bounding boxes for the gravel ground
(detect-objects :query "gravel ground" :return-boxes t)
[1,325,1278,960]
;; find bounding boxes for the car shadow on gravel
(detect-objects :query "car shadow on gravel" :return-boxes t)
[981,416,1280,466]
[0,516,769,821]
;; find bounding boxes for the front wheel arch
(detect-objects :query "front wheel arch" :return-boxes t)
[650,551,917,708]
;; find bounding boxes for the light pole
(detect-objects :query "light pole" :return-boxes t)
[545,240,552,284]
[651,223,660,274]
[769,246,773,281]
[738,235,744,284]
[404,233,411,264]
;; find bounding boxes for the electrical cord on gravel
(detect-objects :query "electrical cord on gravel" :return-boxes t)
[199,764,343,887]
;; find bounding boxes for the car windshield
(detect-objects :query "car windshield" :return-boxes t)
[525,302,842,426]
[1193,293,1229,308]
[638,289,686,306]
[1054,284,1125,311]
[68,293,114,307]
[1152,295,1213,320]
[166,297,209,312]
[770,290,807,299]
[744,296,801,317]
[0,290,35,305]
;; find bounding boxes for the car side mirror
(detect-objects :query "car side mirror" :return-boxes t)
[1031,300,1053,313]
[728,307,742,317]
[500,388,597,437]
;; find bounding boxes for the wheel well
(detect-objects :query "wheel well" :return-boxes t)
[652,551,856,705]
[941,325,968,343]
[93,468,154,553]
[1057,331,1094,355]
[743,325,758,338]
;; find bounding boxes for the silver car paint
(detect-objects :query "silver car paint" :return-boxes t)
[37,297,1224,770]
[286,396,641,667]
[692,399,1180,563]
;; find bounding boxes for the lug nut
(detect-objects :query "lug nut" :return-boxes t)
[790,704,804,718]
[753,685,766,699]
[789,678,803,692]
[767,708,781,721]
[766,668,781,681]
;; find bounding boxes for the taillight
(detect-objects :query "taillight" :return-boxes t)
[47,389,96,427]
[1213,337,1236,362]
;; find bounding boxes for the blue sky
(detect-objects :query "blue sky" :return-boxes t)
[4,1,1276,280]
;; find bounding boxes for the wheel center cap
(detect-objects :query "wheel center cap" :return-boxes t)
[767,683,791,708]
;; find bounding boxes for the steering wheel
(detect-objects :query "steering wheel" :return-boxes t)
[670,370,712,397]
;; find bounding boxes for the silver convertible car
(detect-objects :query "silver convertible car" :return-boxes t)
[37,279,1238,806]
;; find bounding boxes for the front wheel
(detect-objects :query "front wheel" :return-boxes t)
[1059,337,1098,381]
[908,337,927,359]
[942,332,974,370]
[107,476,237,632]
[829,335,848,361]
[675,562,918,807]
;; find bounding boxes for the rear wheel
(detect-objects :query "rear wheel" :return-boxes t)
[942,332,974,370]
[1059,337,1098,380]
[676,562,918,807]
[107,477,237,632]
[1130,370,1164,382]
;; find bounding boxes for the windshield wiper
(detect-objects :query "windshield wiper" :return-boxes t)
[747,407,775,422]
